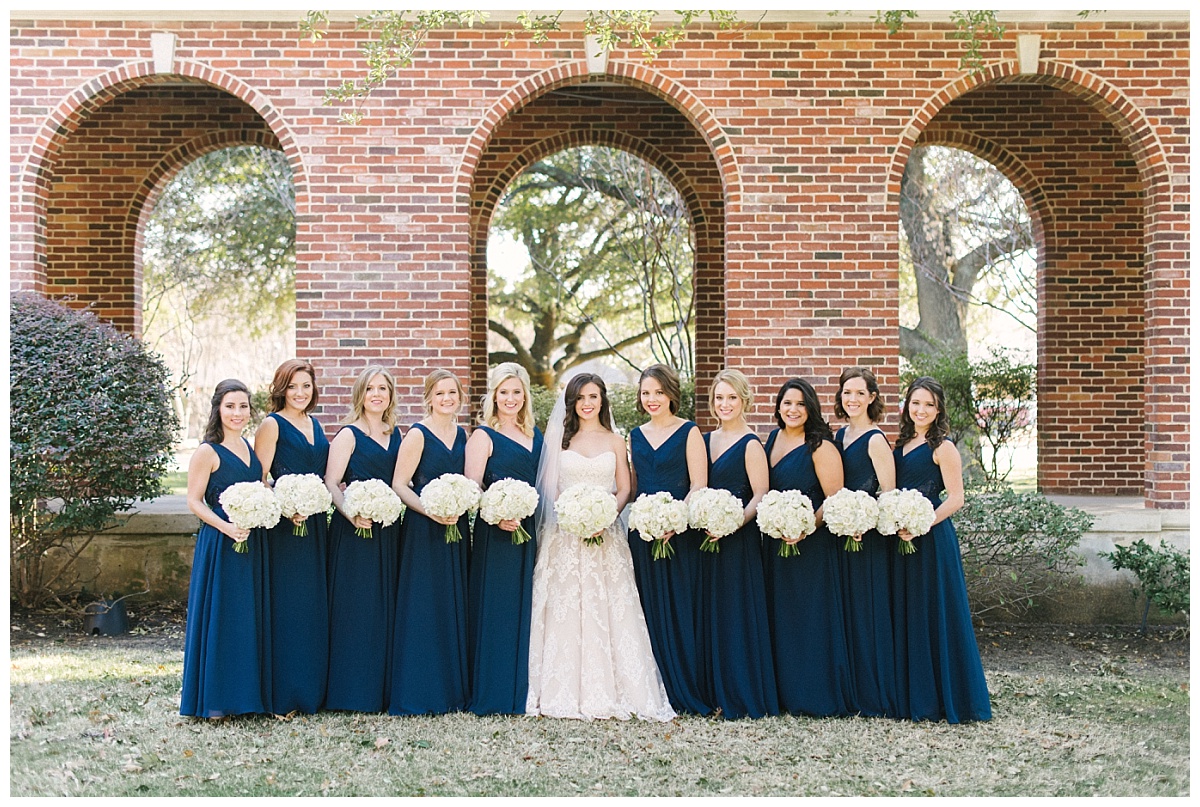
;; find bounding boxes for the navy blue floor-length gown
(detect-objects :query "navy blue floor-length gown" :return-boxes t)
[699,432,779,719]
[181,438,268,718]
[629,422,710,715]
[762,429,855,717]
[835,426,899,718]
[467,425,542,715]
[325,425,401,713]
[891,441,992,723]
[262,412,330,715]
[389,423,470,715]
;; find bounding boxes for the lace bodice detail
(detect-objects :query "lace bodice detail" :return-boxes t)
[558,450,618,495]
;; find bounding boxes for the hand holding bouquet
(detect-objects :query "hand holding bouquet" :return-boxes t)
[628,491,689,560]
[218,481,282,553]
[420,473,482,544]
[554,484,619,547]
[821,488,881,552]
[756,489,816,558]
[687,487,745,553]
[272,473,333,536]
[479,477,539,545]
[875,488,936,555]
[342,478,404,539]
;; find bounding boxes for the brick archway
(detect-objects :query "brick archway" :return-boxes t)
[887,61,1183,505]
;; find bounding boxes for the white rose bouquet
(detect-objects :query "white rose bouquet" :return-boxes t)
[687,487,745,554]
[218,481,282,553]
[628,491,690,561]
[479,477,540,545]
[756,489,816,558]
[342,478,405,539]
[272,473,333,536]
[554,483,619,547]
[420,473,482,544]
[876,488,937,555]
[821,488,881,552]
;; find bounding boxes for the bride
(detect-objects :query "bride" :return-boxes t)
[526,372,676,721]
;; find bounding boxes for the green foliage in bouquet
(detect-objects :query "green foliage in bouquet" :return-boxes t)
[9,294,179,607]
[1100,539,1190,632]
[955,487,1091,619]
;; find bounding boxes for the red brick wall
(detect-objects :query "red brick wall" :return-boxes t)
[8,15,1189,505]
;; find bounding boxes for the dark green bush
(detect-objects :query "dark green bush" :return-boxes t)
[1100,539,1190,631]
[955,487,1090,618]
[10,293,179,607]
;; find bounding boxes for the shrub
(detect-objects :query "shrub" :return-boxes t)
[954,487,1090,619]
[9,294,179,608]
[1100,539,1190,631]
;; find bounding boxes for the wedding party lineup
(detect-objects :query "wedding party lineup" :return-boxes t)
[184,359,990,725]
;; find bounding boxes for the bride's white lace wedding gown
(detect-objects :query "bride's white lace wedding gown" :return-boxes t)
[526,450,676,721]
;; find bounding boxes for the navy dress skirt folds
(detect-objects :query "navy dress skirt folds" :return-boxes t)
[181,439,269,718]
[629,422,710,715]
[262,413,331,715]
[467,425,543,716]
[700,433,779,719]
[325,425,401,713]
[835,426,899,718]
[762,430,855,717]
[389,423,471,715]
[891,441,992,723]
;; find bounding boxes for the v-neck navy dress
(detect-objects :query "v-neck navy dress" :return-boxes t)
[325,425,401,713]
[629,421,711,715]
[389,423,471,715]
[699,432,779,719]
[181,438,268,718]
[262,413,330,715]
[467,425,543,715]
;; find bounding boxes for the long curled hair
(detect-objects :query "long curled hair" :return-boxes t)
[773,377,833,452]
[480,362,535,437]
[203,379,252,444]
[342,365,396,433]
[562,373,613,449]
[897,376,950,451]
[834,366,885,422]
[268,358,318,414]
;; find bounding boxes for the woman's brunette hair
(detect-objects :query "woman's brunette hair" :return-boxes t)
[897,376,950,451]
[636,364,682,416]
[562,373,613,450]
[773,377,833,451]
[834,366,885,422]
[268,358,319,414]
[203,379,252,444]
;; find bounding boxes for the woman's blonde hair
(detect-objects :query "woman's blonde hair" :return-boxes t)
[480,362,535,437]
[423,369,464,416]
[709,368,753,417]
[344,365,396,433]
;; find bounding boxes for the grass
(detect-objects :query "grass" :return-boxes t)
[8,639,1189,797]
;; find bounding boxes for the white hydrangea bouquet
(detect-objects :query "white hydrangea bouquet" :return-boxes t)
[756,489,816,558]
[822,488,882,552]
[554,483,618,547]
[687,487,745,554]
[218,481,282,553]
[342,478,405,539]
[420,473,482,544]
[479,477,540,545]
[272,473,333,536]
[628,491,690,561]
[876,488,937,555]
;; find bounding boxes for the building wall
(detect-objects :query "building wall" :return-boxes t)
[8,13,1189,505]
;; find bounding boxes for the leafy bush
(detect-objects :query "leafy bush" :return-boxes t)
[954,487,1090,618]
[1100,539,1190,631]
[10,294,179,607]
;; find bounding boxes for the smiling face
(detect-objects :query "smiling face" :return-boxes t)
[219,390,251,437]
[840,376,876,422]
[493,376,525,421]
[284,370,314,415]
[777,387,808,432]
[363,374,392,416]
[712,381,744,424]
[575,383,603,423]
[906,386,940,433]
[639,377,670,419]
[429,377,461,416]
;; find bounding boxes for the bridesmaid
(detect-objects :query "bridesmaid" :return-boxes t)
[324,366,401,713]
[254,359,330,715]
[699,369,779,719]
[892,377,992,723]
[628,364,711,715]
[833,367,898,718]
[463,363,543,715]
[181,379,267,718]
[389,369,471,715]
[762,378,853,717]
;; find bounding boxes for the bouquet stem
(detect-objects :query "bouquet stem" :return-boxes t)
[651,537,675,561]
[583,534,605,547]
[897,537,918,555]
[292,519,308,537]
[777,540,800,558]
[843,535,864,552]
[444,523,463,544]
[511,524,532,545]
[699,536,721,553]
[233,539,249,554]
[355,526,374,539]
